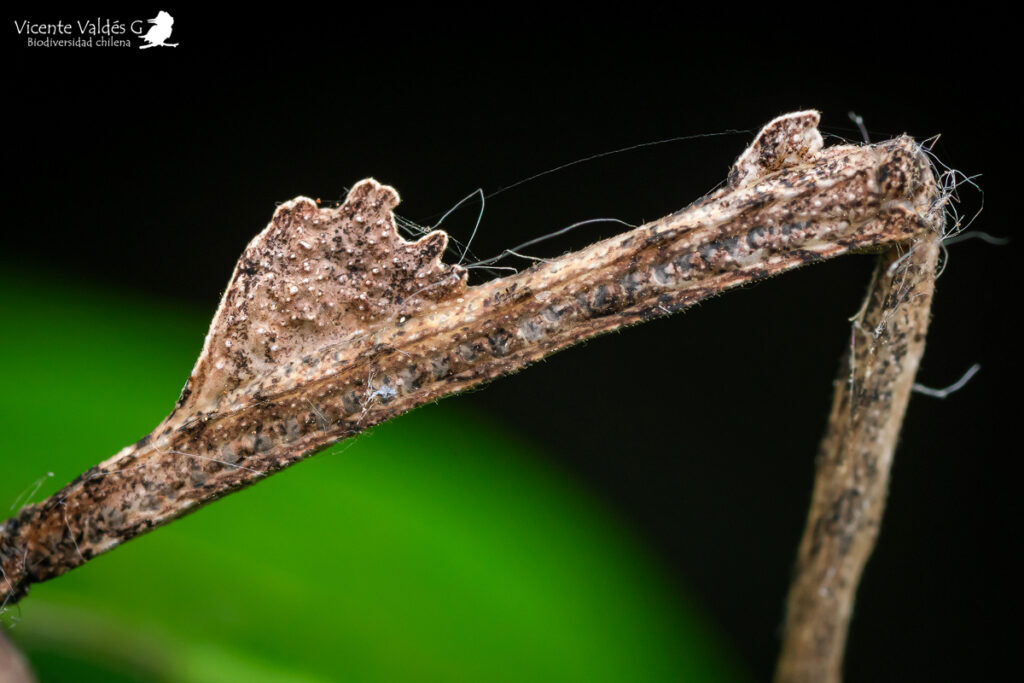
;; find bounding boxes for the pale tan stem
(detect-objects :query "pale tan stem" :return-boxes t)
[774,235,941,683]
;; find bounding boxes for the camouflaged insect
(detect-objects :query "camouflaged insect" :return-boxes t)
[1,112,943,625]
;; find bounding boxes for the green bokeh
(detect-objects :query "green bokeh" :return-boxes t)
[0,268,747,682]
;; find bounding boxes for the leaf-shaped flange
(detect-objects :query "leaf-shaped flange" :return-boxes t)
[180,179,467,415]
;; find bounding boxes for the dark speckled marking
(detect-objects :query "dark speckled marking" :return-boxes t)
[541,306,562,324]
[591,285,613,311]
[190,466,208,487]
[488,329,513,356]
[430,356,451,380]
[220,444,239,464]
[341,391,361,414]
[457,343,479,362]
[747,225,767,249]
[519,318,544,341]
[675,253,696,276]
[283,417,301,442]
[399,364,424,391]
[651,262,674,287]
[620,271,645,296]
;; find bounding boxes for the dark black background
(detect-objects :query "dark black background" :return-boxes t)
[6,9,1015,681]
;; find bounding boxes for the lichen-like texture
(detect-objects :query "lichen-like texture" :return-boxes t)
[775,238,941,683]
[181,180,466,414]
[727,110,823,190]
[0,112,943,623]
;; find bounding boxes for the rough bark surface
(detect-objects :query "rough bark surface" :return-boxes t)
[0,110,944,682]
[774,236,941,683]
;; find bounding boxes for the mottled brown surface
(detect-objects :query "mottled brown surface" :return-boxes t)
[774,235,941,683]
[179,179,466,415]
[0,108,943,674]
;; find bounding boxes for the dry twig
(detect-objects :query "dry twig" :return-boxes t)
[774,238,940,682]
[0,111,945,680]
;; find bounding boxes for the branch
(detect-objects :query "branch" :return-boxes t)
[775,235,940,682]
[0,112,945,681]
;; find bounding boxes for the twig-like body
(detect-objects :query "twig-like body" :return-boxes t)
[0,111,943,680]
[774,236,940,682]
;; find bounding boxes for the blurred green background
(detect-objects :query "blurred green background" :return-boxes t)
[0,268,746,681]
